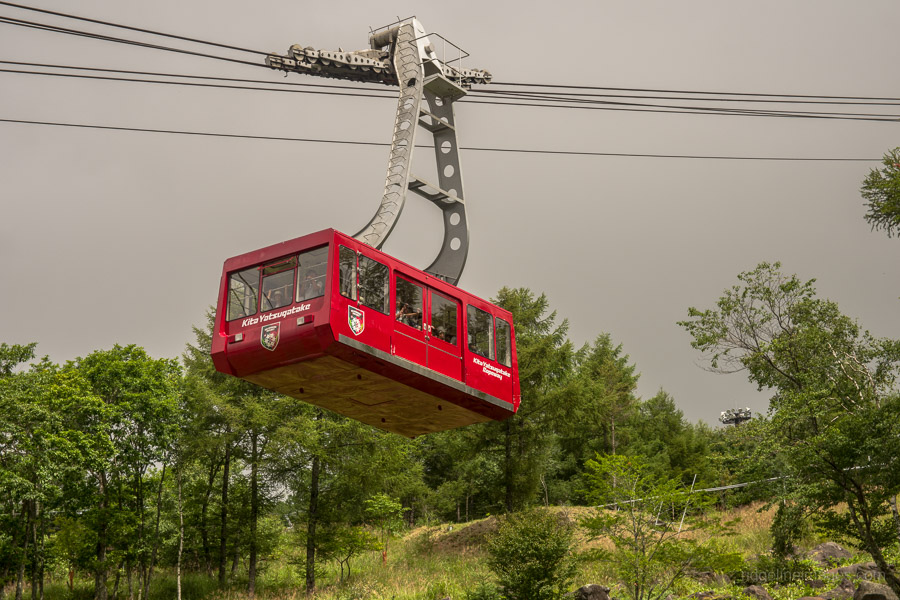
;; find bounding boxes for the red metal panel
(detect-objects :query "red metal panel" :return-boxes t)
[393,327,427,366]
[462,295,514,404]
[330,238,394,358]
[212,229,336,376]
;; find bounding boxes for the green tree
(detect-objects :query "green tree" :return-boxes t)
[573,334,639,458]
[71,344,181,600]
[679,262,900,595]
[551,334,640,503]
[703,418,776,508]
[183,310,248,588]
[626,390,714,486]
[0,345,115,600]
[49,516,95,592]
[363,493,404,564]
[485,288,576,512]
[418,427,495,522]
[580,455,728,600]
[485,507,577,600]
[0,342,37,598]
[312,524,380,582]
[0,342,36,376]
[861,147,900,237]
[268,405,418,593]
[183,310,294,597]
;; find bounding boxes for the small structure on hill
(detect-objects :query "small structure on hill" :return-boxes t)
[719,407,752,426]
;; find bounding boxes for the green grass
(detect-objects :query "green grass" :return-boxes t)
[11,502,885,600]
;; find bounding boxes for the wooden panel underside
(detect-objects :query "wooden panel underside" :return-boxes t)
[243,355,491,437]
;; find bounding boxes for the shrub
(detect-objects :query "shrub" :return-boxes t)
[465,581,503,600]
[770,501,808,559]
[485,508,577,600]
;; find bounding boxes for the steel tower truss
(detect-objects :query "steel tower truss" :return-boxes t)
[266,18,491,285]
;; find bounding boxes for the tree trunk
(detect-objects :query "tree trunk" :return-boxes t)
[136,472,145,600]
[1,506,11,581]
[890,495,900,550]
[113,563,123,600]
[201,457,221,575]
[16,500,29,600]
[848,497,900,596]
[218,442,232,587]
[177,467,184,600]
[248,431,259,599]
[38,501,45,600]
[95,472,109,600]
[142,464,166,600]
[504,419,513,512]
[30,499,39,600]
[305,451,321,595]
[611,415,617,455]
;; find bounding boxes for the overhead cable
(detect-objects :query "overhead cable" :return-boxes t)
[5,60,899,109]
[0,0,268,55]
[467,91,900,121]
[3,64,899,123]
[490,81,900,103]
[0,16,264,68]
[0,118,881,161]
[0,67,396,99]
[2,2,896,104]
[0,60,389,93]
[481,88,900,107]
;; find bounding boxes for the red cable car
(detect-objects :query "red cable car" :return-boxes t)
[211,229,520,437]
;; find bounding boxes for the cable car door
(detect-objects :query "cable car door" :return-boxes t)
[426,290,462,380]
[393,275,427,366]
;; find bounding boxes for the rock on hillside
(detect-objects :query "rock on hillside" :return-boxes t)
[852,580,899,600]
[808,542,853,567]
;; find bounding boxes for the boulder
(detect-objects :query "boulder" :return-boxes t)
[573,584,611,600]
[694,571,733,586]
[809,543,854,567]
[743,585,773,600]
[821,578,857,600]
[828,562,883,581]
[853,580,899,600]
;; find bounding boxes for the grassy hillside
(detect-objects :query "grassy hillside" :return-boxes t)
[13,502,895,600]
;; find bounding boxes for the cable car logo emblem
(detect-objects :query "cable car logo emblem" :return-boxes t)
[260,323,280,351]
[348,306,365,335]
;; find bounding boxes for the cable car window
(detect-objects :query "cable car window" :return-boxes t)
[261,257,297,312]
[297,246,327,301]
[467,306,494,360]
[431,292,458,345]
[395,277,423,330]
[339,246,357,301]
[496,317,512,367]
[227,266,259,321]
[359,256,389,314]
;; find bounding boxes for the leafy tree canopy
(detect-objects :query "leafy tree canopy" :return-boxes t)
[679,262,900,594]
[861,147,900,237]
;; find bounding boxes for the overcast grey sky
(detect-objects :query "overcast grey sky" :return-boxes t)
[2,0,898,424]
